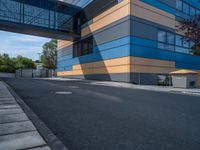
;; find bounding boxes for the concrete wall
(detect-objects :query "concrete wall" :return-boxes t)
[16,69,54,78]
[0,73,15,78]
[172,74,199,88]
[197,74,200,88]
[172,75,187,88]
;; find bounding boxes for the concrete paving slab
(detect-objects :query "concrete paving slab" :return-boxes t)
[0,95,13,98]
[0,101,17,105]
[0,81,54,150]
[0,113,28,124]
[0,97,15,101]
[0,131,46,150]
[27,146,51,150]
[0,121,36,135]
[0,104,19,109]
[0,108,23,115]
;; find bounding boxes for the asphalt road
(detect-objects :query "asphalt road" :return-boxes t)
[3,78,200,150]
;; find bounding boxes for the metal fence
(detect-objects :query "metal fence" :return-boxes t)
[15,69,54,78]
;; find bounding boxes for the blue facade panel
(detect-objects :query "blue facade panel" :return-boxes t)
[73,44,130,65]
[57,36,131,71]
[141,0,176,14]
[130,36,200,70]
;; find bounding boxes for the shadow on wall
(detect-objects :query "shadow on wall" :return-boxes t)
[76,29,111,81]
[73,5,112,81]
[197,74,200,88]
[74,0,125,81]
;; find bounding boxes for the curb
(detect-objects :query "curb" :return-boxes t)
[2,81,69,150]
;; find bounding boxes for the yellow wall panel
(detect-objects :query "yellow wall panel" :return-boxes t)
[57,57,177,76]
[57,71,73,76]
[131,65,175,74]
[130,57,176,74]
[57,40,73,49]
[130,0,176,29]
[93,65,130,74]
[130,57,175,68]
[72,65,131,75]
[73,57,130,70]
[92,0,130,22]
[81,3,131,36]
[130,0,174,19]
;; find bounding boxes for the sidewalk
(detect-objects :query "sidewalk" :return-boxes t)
[44,77,200,97]
[88,81,200,96]
[0,81,51,150]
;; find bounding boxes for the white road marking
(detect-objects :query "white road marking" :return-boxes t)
[55,91,72,95]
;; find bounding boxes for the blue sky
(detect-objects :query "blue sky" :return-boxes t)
[0,31,50,60]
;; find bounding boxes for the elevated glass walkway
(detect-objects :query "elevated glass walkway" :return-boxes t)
[0,0,81,40]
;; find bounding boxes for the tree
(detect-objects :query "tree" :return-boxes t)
[177,15,200,55]
[14,55,36,69]
[0,54,36,73]
[0,54,15,73]
[41,39,57,70]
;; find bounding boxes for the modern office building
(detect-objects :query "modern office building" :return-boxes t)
[55,0,200,85]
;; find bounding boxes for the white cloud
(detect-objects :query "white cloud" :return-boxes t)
[0,31,50,60]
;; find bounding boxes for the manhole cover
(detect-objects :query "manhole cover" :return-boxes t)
[55,91,72,95]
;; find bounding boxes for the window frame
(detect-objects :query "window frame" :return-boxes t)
[183,2,190,15]
[157,29,175,51]
[73,36,94,58]
[176,0,183,11]
[157,29,194,55]
[176,0,200,17]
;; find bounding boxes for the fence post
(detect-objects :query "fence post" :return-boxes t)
[138,73,141,85]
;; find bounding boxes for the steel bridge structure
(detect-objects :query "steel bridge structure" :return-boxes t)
[0,0,82,40]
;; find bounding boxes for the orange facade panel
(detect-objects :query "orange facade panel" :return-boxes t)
[130,0,175,29]
[81,0,131,36]
[57,40,73,49]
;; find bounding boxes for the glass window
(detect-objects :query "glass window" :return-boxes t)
[190,6,196,16]
[158,43,174,51]
[190,41,195,49]
[158,30,166,42]
[183,39,189,48]
[73,42,82,57]
[158,43,165,49]
[183,3,189,14]
[196,10,200,15]
[167,32,175,44]
[166,45,175,51]
[190,41,196,54]
[176,47,189,53]
[157,30,195,54]
[176,35,183,46]
[73,36,93,57]
[176,0,182,11]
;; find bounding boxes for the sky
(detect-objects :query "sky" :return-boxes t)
[0,31,50,61]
